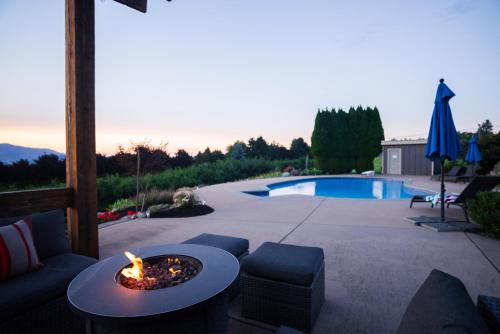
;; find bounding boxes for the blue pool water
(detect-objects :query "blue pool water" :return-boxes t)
[244,177,429,200]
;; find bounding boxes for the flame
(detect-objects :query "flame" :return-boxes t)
[169,267,181,276]
[121,251,143,281]
[167,258,181,265]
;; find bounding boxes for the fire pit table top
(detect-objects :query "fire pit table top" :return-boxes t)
[67,244,239,321]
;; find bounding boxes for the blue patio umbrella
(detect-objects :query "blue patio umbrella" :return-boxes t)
[425,79,461,223]
[465,135,482,164]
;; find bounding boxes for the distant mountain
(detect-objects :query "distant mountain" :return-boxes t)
[0,143,65,164]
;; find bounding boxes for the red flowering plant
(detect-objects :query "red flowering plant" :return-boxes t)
[97,211,120,224]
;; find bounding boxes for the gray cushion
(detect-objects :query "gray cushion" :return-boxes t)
[0,253,97,322]
[396,269,491,334]
[0,210,70,260]
[241,242,324,286]
[182,233,249,258]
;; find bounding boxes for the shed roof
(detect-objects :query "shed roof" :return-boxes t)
[381,139,427,146]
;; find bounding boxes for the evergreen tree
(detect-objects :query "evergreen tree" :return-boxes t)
[310,106,385,173]
[311,109,334,171]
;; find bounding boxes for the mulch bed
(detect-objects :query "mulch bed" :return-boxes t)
[149,204,214,218]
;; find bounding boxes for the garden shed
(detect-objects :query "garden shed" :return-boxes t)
[381,140,433,176]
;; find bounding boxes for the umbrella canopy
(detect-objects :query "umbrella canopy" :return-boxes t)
[425,79,461,161]
[425,79,461,223]
[465,135,482,164]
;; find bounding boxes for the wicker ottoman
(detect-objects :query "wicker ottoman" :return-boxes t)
[241,242,325,333]
[182,233,249,300]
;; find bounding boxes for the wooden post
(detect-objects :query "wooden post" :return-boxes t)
[65,0,98,258]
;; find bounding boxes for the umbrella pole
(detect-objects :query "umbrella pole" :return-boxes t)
[440,159,445,223]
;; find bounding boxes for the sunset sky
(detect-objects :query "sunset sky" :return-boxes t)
[1,0,499,155]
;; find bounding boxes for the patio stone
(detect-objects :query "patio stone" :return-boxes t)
[98,175,500,334]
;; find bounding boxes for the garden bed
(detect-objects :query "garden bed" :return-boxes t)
[148,204,214,218]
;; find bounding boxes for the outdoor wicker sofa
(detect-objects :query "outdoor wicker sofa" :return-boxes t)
[0,210,97,334]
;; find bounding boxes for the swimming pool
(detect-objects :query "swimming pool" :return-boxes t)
[244,177,429,200]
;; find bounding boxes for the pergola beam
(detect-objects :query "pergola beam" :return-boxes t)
[65,0,98,258]
[0,188,73,218]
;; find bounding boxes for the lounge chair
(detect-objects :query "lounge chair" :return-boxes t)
[431,165,464,181]
[396,269,499,334]
[455,165,476,183]
[410,176,500,221]
[445,176,500,222]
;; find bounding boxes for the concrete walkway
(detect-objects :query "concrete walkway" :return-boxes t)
[99,175,500,334]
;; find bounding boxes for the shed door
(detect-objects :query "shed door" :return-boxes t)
[387,148,402,175]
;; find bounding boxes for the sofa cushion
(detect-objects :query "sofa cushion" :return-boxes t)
[182,233,249,258]
[0,218,41,280]
[0,210,69,260]
[0,253,97,322]
[241,242,324,286]
[396,269,491,334]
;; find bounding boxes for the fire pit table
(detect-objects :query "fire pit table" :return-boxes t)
[67,244,239,334]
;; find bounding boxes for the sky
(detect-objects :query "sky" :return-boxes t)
[0,0,499,155]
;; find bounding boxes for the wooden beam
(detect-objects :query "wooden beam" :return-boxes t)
[66,0,98,258]
[0,188,73,218]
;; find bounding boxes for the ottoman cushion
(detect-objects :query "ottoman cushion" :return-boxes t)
[241,242,324,286]
[182,233,249,258]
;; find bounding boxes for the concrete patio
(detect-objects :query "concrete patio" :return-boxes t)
[99,175,500,334]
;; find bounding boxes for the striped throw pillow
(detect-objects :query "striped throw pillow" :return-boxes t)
[0,217,41,280]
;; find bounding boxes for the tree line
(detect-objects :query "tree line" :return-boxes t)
[311,106,385,173]
[0,137,310,187]
[456,120,500,175]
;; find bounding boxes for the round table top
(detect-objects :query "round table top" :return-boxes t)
[67,244,239,321]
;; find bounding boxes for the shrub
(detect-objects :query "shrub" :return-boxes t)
[138,189,174,209]
[444,159,467,173]
[147,204,171,216]
[300,168,324,176]
[173,188,198,207]
[95,158,302,210]
[373,156,382,174]
[468,191,500,237]
[477,131,500,175]
[249,171,282,180]
[108,198,136,212]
